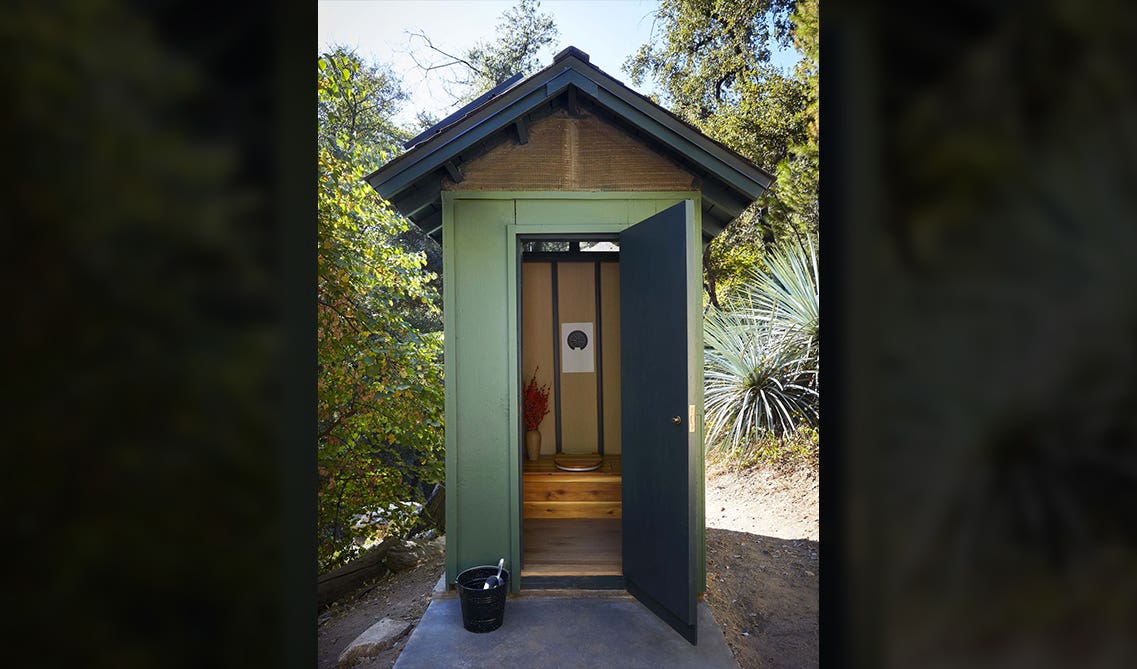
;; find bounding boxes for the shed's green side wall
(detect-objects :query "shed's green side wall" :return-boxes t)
[442,191,706,594]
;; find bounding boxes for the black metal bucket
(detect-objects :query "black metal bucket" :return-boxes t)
[456,565,509,633]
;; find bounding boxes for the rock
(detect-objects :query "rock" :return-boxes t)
[336,618,412,668]
[384,540,426,572]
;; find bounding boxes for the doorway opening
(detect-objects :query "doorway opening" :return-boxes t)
[518,236,623,586]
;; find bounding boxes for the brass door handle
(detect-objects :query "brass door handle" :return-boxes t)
[672,416,682,424]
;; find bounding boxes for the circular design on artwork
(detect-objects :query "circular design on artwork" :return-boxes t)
[567,330,589,350]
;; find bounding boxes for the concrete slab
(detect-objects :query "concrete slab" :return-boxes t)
[393,596,738,669]
[432,572,452,598]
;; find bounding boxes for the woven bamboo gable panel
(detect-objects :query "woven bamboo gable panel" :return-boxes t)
[442,108,696,191]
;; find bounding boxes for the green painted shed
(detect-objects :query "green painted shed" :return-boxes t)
[366,46,771,644]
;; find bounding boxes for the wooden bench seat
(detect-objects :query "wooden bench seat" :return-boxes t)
[522,454,621,519]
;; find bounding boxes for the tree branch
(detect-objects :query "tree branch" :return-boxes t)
[406,30,487,78]
[318,297,361,332]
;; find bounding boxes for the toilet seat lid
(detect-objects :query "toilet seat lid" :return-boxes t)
[554,453,603,472]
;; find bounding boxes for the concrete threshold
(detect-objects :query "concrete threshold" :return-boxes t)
[394,596,738,669]
[508,588,633,599]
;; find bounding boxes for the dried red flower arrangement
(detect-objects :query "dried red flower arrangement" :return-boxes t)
[523,367,551,432]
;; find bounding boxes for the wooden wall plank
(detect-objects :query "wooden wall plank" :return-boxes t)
[600,261,621,454]
[556,261,598,453]
[521,262,556,453]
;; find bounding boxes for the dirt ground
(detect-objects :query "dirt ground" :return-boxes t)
[319,462,818,669]
[704,460,819,668]
[318,537,446,669]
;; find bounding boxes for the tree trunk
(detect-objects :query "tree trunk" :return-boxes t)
[407,483,445,537]
[703,244,721,310]
[317,537,398,610]
[421,483,445,534]
[318,485,446,609]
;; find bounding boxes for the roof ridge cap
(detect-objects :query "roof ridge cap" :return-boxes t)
[553,46,590,63]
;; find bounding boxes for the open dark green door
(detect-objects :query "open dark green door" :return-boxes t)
[620,201,699,645]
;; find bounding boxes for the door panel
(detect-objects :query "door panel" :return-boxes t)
[620,201,698,645]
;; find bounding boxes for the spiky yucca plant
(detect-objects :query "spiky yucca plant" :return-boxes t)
[739,238,819,350]
[704,242,819,452]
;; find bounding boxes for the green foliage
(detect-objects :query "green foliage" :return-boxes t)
[790,0,818,137]
[318,46,410,159]
[704,308,817,445]
[318,56,444,572]
[710,426,819,471]
[704,243,818,452]
[737,238,818,347]
[626,0,819,305]
[767,0,818,246]
[464,0,558,94]
[319,47,443,333]
[625,0,796,119]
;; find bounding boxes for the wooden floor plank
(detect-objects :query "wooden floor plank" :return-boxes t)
[522,518,622,576]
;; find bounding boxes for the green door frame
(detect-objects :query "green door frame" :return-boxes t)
[441,191,706,595]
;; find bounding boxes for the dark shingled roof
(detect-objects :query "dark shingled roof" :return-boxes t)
[365,46,773,243]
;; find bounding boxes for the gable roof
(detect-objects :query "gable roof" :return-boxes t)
[365,46,773,243]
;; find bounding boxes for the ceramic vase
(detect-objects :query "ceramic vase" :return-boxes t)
[525,430,541,461]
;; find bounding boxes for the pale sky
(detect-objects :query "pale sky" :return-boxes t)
[318,0,799,128]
